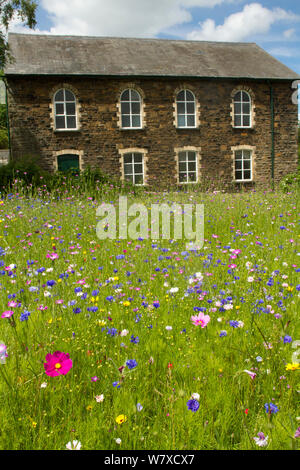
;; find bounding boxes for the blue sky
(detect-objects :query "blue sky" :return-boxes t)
[9,0,300,76]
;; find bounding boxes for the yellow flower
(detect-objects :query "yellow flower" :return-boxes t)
[285,363,300,371]
[86,405,93,411]
[123,301,130,307]
[116,414,127,425]
[235,306,240,310]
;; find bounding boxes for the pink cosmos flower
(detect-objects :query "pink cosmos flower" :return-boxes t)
[44,351,73,377]
[7,301,18,308]
[1,310,14,319]
[47,253,59,260]
[243,369,257,380]
[190,312,211,328]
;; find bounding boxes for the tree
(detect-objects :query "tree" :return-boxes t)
[0,0,38,68]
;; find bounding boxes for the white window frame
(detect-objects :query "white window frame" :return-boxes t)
[176,89,197,129]
[120,89,143,129]
[233,91,252,129]
[122,152,145,185]
[54,88,78,131]
[177,150,198,184]
[234,149,253,182]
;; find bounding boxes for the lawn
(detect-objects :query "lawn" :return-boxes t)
[0,184,299,450]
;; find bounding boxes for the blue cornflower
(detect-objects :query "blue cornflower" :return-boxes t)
[186,399,199,412]
[283,335,292,344]
[126,359,138,370]
[229,320,239,328]
[73,307,81,314]
[219,330,227,337]
[107,328,118,337]
[20,310,30,321]
[130,335,139,344]
[264,403,278,414]
[46,280,56,287]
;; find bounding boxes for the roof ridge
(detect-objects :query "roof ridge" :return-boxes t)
[7,32,257,46]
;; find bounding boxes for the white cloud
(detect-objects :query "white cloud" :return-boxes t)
[187,3,300,42]
[283,28,296,39]
[8,0,237,37]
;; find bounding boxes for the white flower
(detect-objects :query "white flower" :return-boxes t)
[191,392,200,400]
[66,440,82,450]
[253,433,269,447]
[120,329,129,337]
[95,394,104,402]
[40,382,47,388]
[43,291,51,297]
[165,325,172,330]
[46,267,53,273]
[115,438,122,445]
[170,287,179,293]
[237,321,244,328]
[247,276,254,282]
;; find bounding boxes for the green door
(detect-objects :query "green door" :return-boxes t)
[57,154,80,173]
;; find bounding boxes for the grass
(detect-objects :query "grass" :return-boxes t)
[0,183,299,450]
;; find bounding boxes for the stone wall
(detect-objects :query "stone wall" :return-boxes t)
[5,76,298,188]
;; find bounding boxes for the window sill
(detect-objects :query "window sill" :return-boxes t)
[232,126,254,130]
[54,129,81,133]
[234,180,253,183]
[119,127,146,131]
[175,126,200,130]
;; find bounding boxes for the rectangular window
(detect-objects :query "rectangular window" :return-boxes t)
[123,153,144,185]
[178,151,197,183]
[234,150,252,181]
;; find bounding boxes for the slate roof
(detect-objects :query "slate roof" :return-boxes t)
[4,33,299,80]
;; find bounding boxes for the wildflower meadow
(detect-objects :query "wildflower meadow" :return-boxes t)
[0,178,299,451]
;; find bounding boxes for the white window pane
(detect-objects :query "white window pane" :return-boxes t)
[177,103,185,114]
[177,90,185,101]
[66,102,76,115]
[55,103,64,114]
[185,90,194,101]
[177,115,186,127]
[121,102,130,114]
[132,115,141,127]
[55,115,65,129]
[130,90,140,101]
[243,116,250,127]
[55,89,64,101]
[122,115,130,127]
[187,115,195,127]
[186,102,195,114]
[131,102,140,114]
[234,115,242,127]
[133,153,143,163]
[135,174,143,185]
[66,116,76,128]
[65,90,75,101]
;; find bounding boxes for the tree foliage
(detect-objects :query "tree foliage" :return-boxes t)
[0,0,38,67]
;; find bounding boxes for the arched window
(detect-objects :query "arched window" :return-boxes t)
[54,89,77,130]
[176,90,196,128]
[233,91,251,128]
[120,89,142,128]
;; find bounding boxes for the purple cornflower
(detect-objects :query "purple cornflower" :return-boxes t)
[283,335,292,344]
[264,402,279,414]
[187,399,199,412]
[126,359,138,370]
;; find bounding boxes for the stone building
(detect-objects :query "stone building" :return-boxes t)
[4,33,299,188]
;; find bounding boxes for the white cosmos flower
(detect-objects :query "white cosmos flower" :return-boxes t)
[191,392,200,400]
[66,440,82,450]
[253,433,269,447]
